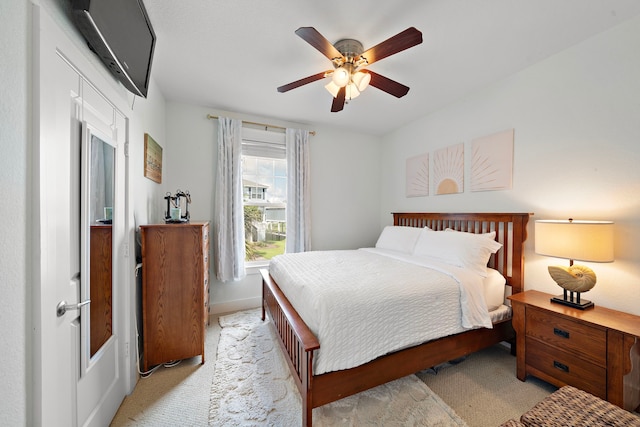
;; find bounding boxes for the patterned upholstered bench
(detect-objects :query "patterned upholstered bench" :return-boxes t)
[500,385,640,426]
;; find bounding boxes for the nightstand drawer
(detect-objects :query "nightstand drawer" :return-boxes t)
[526,337,606,399]
[510,290,640,411]
[526,307,606,366]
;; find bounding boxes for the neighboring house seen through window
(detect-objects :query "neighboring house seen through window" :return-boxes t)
[241,127,287,264]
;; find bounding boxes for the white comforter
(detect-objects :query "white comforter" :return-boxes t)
[268,248,492,375]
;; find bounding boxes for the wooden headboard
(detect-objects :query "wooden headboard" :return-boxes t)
[393,212,531,295]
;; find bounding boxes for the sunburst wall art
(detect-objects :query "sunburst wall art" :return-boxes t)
[471,129,514,192]
[406,153,429,197]
[433,143,464,195]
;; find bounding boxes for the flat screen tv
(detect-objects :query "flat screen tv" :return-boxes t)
[71,0,156,98]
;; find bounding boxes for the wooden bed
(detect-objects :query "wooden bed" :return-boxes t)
[260,212,531,426]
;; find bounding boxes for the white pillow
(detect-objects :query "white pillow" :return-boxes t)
[412,228,502,277]
[483,268,507,311]
[375,226,422,254]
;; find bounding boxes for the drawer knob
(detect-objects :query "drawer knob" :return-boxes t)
[554,327,570,339]
[553,360,570,373]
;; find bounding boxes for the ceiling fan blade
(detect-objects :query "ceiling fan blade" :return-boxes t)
[295,27,343,61]
[358,27,423,66]
[277,71,329,93]
[331,87,346,112]
[367,71,410,98]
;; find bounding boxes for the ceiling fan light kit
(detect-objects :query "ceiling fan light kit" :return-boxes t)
[352,71,371,92]
[324,81,341,98]
[331,65,351,87]
[344,82,360,100]
[277,27,423,112]
[325,67,369,101]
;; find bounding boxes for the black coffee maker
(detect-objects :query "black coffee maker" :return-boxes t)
[164,190,191,223]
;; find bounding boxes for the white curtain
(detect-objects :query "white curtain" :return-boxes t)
[214,117,246,281]
[285,128,311,253]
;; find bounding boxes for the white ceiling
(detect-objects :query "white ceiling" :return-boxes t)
[145,0,640,135]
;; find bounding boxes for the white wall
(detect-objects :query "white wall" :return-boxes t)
[164,102,383,313]
[308,124,383,250]
[132,80,168,230]
[0,0,29,424]
[380,15,640,315]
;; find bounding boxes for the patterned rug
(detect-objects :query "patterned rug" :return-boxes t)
[209,309,468,426]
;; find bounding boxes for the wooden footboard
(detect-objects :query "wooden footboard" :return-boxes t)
[261,270,318,426]
[261,212,530,426]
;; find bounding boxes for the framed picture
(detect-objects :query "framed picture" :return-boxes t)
[144,133,162,183]
[406,153,429,197]
[471,129,514,192]
[433,143,464,195]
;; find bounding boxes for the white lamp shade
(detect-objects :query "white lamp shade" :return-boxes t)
[352,71,371,92]
[324,81,340,98]
[345,83,360,100]
[535,220,614,262]
[332,67,350,87]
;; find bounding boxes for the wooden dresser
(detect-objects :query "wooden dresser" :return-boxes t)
[509,290,640,411]
[140,221,210,371]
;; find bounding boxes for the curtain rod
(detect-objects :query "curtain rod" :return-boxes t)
[207,114,316,136]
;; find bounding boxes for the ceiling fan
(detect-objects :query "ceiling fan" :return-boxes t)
[277,27,423,112]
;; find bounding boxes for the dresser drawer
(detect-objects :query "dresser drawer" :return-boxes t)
[526,307,606,366]
[526,337,606,399]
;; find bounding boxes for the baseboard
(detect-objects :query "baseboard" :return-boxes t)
[209,297,261,317]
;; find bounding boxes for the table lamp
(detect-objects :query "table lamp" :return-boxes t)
[535,219,614,309]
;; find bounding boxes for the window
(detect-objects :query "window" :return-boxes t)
[241,127,287,263]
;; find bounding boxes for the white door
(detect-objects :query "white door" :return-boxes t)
[75,119,123,427]
[33,7,128,426]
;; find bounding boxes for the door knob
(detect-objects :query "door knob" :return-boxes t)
[56,299,91,317]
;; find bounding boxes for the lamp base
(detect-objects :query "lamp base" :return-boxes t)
[550,289,594,310]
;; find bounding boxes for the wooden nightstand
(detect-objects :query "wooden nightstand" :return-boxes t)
[509,290,640,412]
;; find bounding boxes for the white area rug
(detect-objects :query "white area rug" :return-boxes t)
[209,309,468,426]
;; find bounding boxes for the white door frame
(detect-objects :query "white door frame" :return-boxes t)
[32,5,134,426]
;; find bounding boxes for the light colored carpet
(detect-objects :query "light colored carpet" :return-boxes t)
[111,309,558,427]
[417,345,557,427]
[210,309,468,426]
[110,318,222,426]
